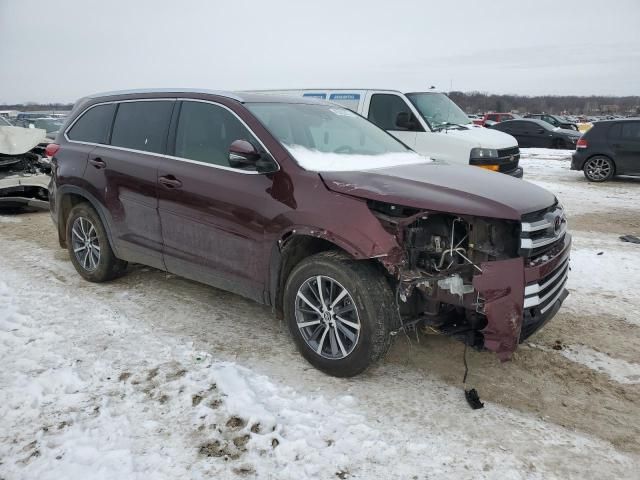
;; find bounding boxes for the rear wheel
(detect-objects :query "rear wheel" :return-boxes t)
[283,251,396,377]
[66,203,127,282]
[583,156,614,182]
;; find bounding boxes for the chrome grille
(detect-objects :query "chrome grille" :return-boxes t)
[520,206,567,257]
[524,256,569,314]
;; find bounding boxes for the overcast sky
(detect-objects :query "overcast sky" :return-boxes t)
[1,0,639,103]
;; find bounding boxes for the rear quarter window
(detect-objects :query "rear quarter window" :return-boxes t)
[110,101,174,154]
[67,103,116,144]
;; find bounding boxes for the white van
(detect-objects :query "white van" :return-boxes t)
[252,89,523,177]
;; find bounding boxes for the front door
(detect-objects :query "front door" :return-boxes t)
[364,93,420,148]
[156,100,280,302]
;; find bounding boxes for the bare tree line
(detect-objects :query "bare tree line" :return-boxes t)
[447,92,640,115]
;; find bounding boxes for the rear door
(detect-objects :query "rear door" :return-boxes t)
[363,93,421,148]
[609,121,640,174]
[155,99,279,302]
[84,99,174,269]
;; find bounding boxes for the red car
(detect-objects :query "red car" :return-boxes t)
[48,89,570,377]
[473,113,519,127]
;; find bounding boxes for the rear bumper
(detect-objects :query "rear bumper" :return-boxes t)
[571,151,586,170]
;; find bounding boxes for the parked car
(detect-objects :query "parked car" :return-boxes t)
[251,89,523,177]
[472,112,520,127]
[14,112,48,128]
[0,123,51,209]
[31,117,65,139]
[571,118,640,182]
[525,114,579,131]
[490,119,582,149]
[49,89,570,377]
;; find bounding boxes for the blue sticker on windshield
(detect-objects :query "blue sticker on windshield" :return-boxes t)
[303,93,327,99]
[329,93,360,100]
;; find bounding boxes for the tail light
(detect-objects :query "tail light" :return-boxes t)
[576,138,588,149]
[45,143,60,158]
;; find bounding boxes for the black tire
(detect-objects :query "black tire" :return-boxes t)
[583,155,615,182]
[283,251,396,377]
[66,203,127,282]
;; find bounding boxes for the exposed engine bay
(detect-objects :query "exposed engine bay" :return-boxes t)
[368,199,567,361]
[0,126,51,210]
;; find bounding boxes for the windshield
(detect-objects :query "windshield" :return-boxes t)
[246,103,428,172]
[406,92,471,130]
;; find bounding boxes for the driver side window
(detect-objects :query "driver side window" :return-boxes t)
[175,101,258,168]
[368,94,421,131]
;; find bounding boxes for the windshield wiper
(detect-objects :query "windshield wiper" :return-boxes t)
[432,122,470,132]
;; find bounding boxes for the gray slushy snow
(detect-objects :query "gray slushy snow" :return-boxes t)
[1,148,639,478]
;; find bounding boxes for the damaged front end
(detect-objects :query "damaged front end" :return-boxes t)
[0,126,51,210]
[370,200,571,360]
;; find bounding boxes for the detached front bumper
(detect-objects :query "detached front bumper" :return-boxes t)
[473,233,571,360]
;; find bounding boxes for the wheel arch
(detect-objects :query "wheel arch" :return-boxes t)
[584,153,616,174]
[268,230,379,318]
[56,186,118,255]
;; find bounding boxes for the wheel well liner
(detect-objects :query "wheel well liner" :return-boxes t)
[269,233,351,317]
[56,186,118,255]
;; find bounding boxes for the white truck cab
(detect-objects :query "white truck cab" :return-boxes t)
[253,89,523,177]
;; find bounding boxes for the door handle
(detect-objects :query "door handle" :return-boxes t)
[158,175,183,189]
[88,157,106,169]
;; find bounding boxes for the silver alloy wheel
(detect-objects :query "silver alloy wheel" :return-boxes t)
[295,275,361,360]
[71,217,101,272]
[585,157,612,181]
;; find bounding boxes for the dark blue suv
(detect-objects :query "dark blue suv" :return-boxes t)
[572,119,640,182]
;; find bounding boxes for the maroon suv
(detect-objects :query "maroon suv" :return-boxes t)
[48,89,571,377]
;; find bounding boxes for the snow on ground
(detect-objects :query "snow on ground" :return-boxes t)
[558,345,640,385]
[2,251,637,479]
[520,148,574,161]
[1,148,640,479]
[563,234,640,326]
[520,148,640,214]
[0,215,21,223]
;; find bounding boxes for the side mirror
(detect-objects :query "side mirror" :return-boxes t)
[395,112,415,130]
[228,139,277,173]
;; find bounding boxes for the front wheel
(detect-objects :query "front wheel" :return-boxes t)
[283,251,396,377]
[583,156,614,182]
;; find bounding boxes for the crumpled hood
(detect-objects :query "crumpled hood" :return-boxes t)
[439,124,517,149]
[0,126,46,155]
[320,162,556,220]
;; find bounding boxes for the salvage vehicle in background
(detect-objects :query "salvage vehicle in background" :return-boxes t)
[490,119,582,149]
[572,118,640,182]
[0,123,51,209]
[49,89,570,377]
[253,89,523,177]
[32,117,65,139]
[525,113,579,131]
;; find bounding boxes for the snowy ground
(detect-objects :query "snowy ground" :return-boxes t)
[1,148,639,479]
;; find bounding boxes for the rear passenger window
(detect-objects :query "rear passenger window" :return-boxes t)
[621,122,640,140]
[368,94,419,131]
[67,104,116,144]
[110,101,174,154]
[174,101,258,168]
